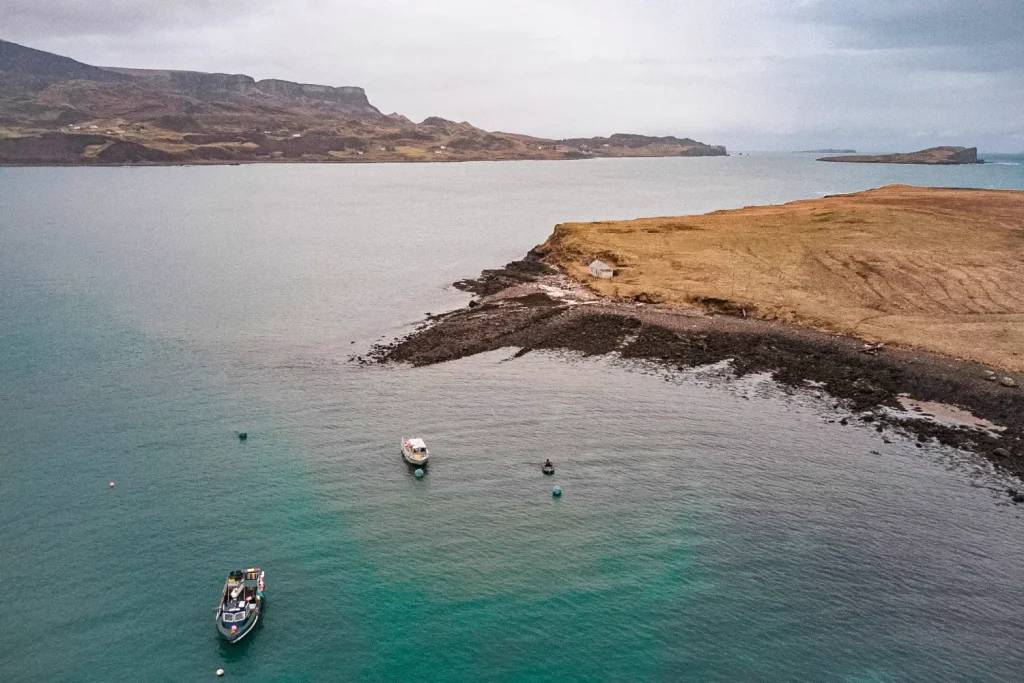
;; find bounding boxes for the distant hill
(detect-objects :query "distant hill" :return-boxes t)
[0,38,727,165]
[818,146,981,165]
[0,39,129,84]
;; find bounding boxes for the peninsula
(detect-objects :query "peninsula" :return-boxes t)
[0,39,726,165]
[818,146,981,164]
[368,185,1024,479]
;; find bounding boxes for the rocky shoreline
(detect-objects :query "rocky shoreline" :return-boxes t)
[363,254,1024,497]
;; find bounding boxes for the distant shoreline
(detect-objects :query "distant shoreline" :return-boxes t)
[0,153,733,169]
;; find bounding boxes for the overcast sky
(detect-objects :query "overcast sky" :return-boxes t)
[3,0,1022,150]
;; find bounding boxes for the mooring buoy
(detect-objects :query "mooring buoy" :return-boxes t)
[108,481,116,488]
[216,668,224,677]
[414,468,425,479]
[238,432,248,441]
[552,485,562,497]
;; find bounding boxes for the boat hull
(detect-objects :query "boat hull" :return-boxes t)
[402,451,429,466]
[401,440,429,466]
[216,605,261,643]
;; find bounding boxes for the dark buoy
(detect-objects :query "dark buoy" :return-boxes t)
[552,485,562,497]
[414,468,425,479]
[542,459,555,475]
[238,432,248,441]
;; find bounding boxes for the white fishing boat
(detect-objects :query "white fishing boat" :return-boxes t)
[401,437,430,466]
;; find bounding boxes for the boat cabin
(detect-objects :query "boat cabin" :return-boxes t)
[222,568,260,615]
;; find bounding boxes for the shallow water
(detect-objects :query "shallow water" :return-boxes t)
[2,154,1023,681]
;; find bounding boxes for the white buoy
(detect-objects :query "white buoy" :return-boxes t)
[216,668,224,677]
[108,481,116,488]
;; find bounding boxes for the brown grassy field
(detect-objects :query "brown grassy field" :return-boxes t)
[540,185,1024,371]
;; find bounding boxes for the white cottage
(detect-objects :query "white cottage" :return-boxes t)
[588,259,614,279]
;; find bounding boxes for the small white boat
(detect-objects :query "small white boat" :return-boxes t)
[401,437,430,466]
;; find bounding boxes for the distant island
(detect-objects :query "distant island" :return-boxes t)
[798,148,856,153]
[0,39,727,165]
[818,146,981,164]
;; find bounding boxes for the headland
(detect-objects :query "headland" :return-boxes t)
[366,185,1024,483]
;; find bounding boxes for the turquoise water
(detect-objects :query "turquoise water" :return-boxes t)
[2,154,1023,681]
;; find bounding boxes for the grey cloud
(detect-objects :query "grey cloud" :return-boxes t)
[0,1,252,35]
[793,0,1024,48]
[1,1,1020,150]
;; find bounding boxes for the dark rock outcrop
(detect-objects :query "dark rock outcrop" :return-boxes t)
[95,141,177,163]
[0,132,109,163]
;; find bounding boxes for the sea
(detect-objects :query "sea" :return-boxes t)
[2,152,1023,681]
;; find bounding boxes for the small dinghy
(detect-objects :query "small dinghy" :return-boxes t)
[542,459,555,475]
[401,438,430,467]
[215,567,265,643]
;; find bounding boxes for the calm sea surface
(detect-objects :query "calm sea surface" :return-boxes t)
[2,153,1023,681]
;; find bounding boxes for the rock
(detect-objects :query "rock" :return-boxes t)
[851,377,880,394]
[992,447,1011,458]
[468,299,480,308]
[1013,494,1024,504]
[633,292,665,304]
[840,418,849,426]
[983,370,997,381]
[999,376,1018,388]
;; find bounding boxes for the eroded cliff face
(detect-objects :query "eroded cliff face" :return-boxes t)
[0,38,727,165]
[818,146,980,164]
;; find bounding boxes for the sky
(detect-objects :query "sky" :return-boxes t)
[3,0,1022,151]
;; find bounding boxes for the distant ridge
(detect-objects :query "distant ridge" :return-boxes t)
[0,38,727,165]
[0,39,128,83]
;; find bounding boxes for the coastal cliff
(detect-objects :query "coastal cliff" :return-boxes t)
[818,146,980,164]
[0,38,727,165]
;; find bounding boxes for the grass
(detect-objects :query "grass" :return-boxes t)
[540,185,1024,371]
